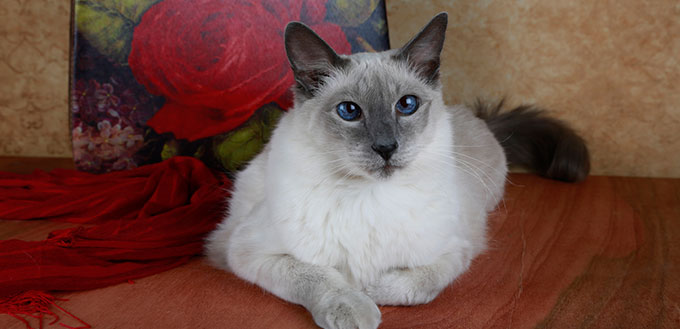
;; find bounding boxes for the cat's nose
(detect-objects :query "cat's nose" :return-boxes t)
[372,141,398,161]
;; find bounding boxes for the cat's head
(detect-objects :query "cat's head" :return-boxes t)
[285,13,448,180]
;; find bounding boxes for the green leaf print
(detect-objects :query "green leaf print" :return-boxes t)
[212,104,284,173]
[75,0,161,63]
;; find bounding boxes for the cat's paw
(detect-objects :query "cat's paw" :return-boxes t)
[310,288,381,329]
[364,268,444,306]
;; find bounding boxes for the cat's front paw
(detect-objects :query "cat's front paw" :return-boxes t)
[311,288,381,329]
[364,268,444,306]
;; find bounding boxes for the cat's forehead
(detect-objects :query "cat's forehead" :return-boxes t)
[334,51,426,98]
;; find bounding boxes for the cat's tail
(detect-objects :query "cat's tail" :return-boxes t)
[474,100,590,182]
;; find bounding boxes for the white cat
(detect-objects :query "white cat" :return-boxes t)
[206,13,588,329]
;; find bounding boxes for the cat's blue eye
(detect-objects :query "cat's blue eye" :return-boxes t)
[336,102,362,121]
[396,95,419,115]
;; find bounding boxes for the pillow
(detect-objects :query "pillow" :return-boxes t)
[70,0,390,173]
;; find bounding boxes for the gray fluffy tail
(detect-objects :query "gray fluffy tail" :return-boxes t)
[474,100,590,182]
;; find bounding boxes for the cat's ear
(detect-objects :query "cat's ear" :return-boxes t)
[393,12,448,85]
[285,22,348,96]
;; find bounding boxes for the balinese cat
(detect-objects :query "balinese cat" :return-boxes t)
[206,13,589,329]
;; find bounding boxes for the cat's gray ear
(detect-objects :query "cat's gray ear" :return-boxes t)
[393,12,448,85]
[285,22,348,96]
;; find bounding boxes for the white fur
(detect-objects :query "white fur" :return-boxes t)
[206,98,506,328]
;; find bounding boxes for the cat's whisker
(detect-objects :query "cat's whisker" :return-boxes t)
[454,158,508,214]
[450,150,516,184]
[423,145,518,187]
[412,158,495,218]
[425,145,499,173]
[452,144,502,148]
[433,151,507,212]
[419,149,499,209]
[276,159,356,205]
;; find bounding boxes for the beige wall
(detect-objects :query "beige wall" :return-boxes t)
[1,0,679,177]
[388,0,680,177]
[0,0,72,157]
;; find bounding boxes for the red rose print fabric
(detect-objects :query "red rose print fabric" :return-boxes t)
[129,0,351,141]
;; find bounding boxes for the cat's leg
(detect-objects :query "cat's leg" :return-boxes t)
[226,222,381,329]
[363,255,468,305]
[251,255,381,329]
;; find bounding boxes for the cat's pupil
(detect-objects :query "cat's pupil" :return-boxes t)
[400,97,414,108]
[337,102,361,121]
[396,95,419,115]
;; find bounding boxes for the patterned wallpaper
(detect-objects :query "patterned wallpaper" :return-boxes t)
[0,0,72,157]
[1,0,679,177]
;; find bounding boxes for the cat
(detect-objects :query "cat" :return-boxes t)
[205,12,589,329]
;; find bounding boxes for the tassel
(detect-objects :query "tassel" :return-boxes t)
[0,290,90,329]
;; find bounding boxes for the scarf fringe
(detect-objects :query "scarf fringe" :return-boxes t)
[0,157,230,327]
[0,290,90,329]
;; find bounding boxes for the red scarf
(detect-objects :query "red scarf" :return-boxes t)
[0,157,230,328]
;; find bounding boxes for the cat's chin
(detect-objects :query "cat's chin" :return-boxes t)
[370,163,402,180]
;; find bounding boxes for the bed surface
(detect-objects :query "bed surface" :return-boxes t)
[1,157,678,328]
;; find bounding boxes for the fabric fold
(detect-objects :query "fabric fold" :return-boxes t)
[0,156,230,298]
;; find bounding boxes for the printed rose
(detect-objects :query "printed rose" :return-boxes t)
[129,0,351,141]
